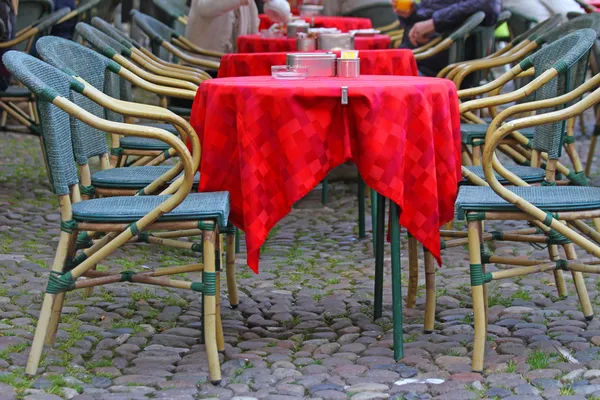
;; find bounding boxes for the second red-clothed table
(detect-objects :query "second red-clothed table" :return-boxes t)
[258,14,373,32]
[237,33,391,53]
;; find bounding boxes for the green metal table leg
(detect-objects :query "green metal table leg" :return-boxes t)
[374,194,385,320]
[371,189,378,250]
[235,228,240,254]
[358,177,366,239]
[390,201,404,361]
[322,178,329,205]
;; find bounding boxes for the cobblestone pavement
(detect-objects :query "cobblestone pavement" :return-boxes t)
[2,110,600,400]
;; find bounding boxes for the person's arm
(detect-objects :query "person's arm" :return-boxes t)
[430,0,498,32]
[191,0,249,19]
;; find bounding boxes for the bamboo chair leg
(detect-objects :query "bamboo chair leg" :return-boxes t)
[215,234,225,353]
[472,145,482,166]
[406,235,418,309]
[585,108,600,177]
[0,109,6,128]
[202,228,221,384]
[358,177,366,239]
[468,219,486,373]
[548,244,568,298]
[46,230,78,345]
[26,214,75,375]
[226,231,239,308]
[564,244,594,320]
[424,249,436,334]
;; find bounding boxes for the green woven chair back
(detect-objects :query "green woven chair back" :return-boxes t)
[538,13,600,45]
[75,22,133,102]
[91,16,137,50]
[470,10,512,84]
[16,0,53,34]
[152,0,189,35]
[505,7,538,40]
[131,10,179,61]
[2,51,79,195]
[15,5,70,52]
[521,29,596,159]
[446,12,486,65]
[510,14,564,47]
[36,36,118,166]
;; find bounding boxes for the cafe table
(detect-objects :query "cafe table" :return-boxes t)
[237,33,391,53]
[217,49,418,77]
[190,75,462,360]
[258,14,373,32]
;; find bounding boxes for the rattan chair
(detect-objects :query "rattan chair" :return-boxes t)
[131,10,222,68]
[14,0,53,44]
[454,29,598,372]
[4,50,228,384]
[151,0,189,35]
[91,16,210,84]
[0,7,71,134]
[36,35,240,307]
[74,22,199,166]
[406,28,599,335]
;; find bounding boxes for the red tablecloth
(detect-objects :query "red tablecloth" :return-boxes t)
[190,76,462,272]
[259,15,373,32]
[237,34,391,53]
[218,50,417,77]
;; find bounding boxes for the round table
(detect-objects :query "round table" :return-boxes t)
[258,14,373,32]
[190,75,462,273]
[218,49,418,77]
[237,34,391,53]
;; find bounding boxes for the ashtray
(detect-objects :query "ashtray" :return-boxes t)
[271,65,308,80]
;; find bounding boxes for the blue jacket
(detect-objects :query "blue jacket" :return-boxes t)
[407,0,503,32]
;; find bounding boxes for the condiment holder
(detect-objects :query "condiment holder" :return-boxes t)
[337,58,360,78]
[318,33,355,51]
[296,34,317,51]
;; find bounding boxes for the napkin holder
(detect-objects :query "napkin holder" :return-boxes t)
[286,52,336,77]
[318,33,355,51]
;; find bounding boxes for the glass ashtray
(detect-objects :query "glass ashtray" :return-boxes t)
[271,65,308,80]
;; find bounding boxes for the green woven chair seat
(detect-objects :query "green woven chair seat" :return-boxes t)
[72,192,229,227]
[120,136,171,151]
[456,186,600,219]
[0,86,33,99]
[91,166,199,189]
[461,123,535,145]
[139,122,179,134]
[168,106,191,117]
[462,165,545,185]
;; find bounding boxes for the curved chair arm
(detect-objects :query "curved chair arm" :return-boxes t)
[112,53,199,91]
[176,36,225,59]
[0,7,71,49]
[162,41,220,70]
[129,50,208,84]
[76,77,201,173]
[452,40,538,88]
[414,37,454,61]
[58,0,101,24]
[480,82,600,257]
[412,36,443,54]
[53,96,196,281]
[460,68,556,114]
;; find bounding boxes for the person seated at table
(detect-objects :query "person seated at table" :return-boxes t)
[185,0,260,55]
[392,0,502,79]
[503,0,584,22]
[322,0,402,35]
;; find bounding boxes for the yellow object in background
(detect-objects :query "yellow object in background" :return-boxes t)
[395,0,413,12]
[341,50,359,59]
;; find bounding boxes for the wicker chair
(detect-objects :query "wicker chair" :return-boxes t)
[0,7,71,134]
[131,10,222,68]
[14,0,53,44]
[91,16,210,84]
[37,35,240,307]
[454,28,598,372]
[73,22,199,166]
[151,0,189,36]
[3,50,228,384]
[406,27,599,336]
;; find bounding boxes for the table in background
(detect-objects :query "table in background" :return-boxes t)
[258,14,373,32]
[237,34,391,53]
[218,49,417,77]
